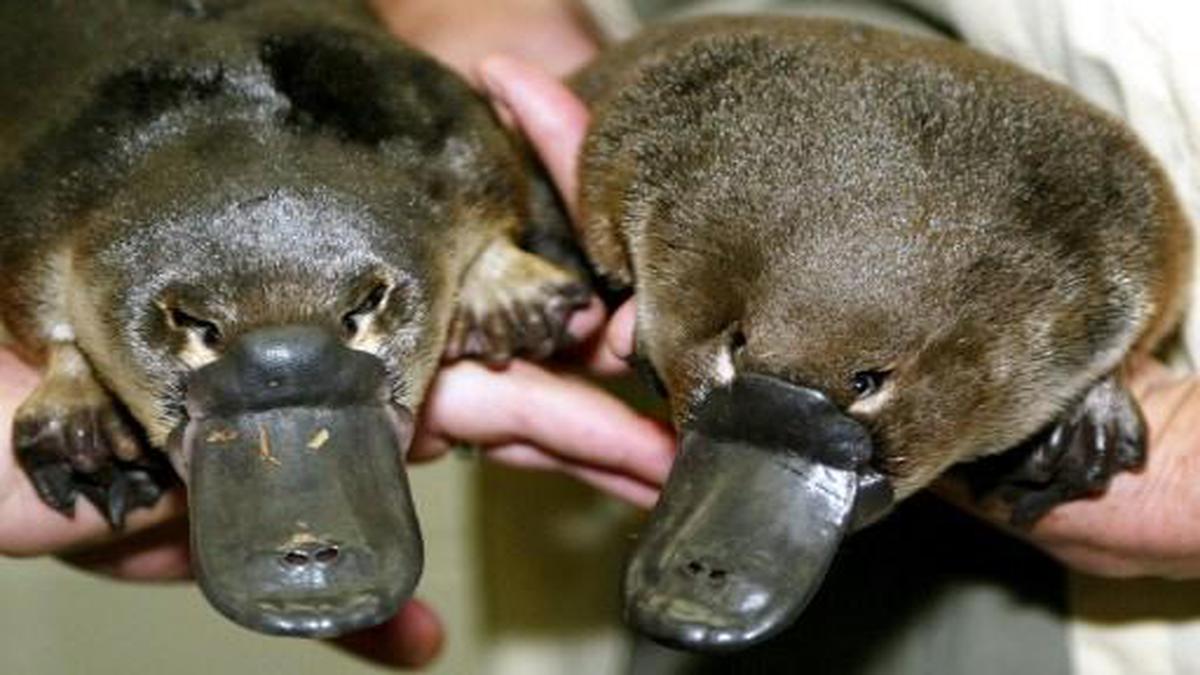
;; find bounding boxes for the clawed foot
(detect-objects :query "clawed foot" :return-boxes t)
[13,347,175,529]
[962,373,1146,527]
[445,239,590,363]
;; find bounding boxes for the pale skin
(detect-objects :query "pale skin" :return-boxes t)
[3,2,1199,669]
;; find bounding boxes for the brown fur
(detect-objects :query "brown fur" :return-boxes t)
[572,16,1192,497]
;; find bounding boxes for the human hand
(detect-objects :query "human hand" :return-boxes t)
[411,338,673,510]
[937,356,1200,579]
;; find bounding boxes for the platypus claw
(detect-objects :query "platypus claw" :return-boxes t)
[963,373,1145,527]
[14,405,176,528]
[446,239,590,363]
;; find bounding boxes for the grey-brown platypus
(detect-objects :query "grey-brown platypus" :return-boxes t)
[0,0,587,637]
[570,16,1192,651]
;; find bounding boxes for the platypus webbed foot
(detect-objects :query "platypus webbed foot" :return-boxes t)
[13,345,176,528]
[964,373,1146,527]
[446,238,590,362]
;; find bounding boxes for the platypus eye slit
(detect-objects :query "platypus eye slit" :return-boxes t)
[167,308,222,348]
[851,369,891,398]
[342,280,392,335]
[729,327,748,356]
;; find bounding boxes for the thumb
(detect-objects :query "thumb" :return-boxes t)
[332,599,445,669]
[477,54,590,217]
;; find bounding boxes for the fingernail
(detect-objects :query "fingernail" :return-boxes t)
[489,98,516,128]
[477,56,509,99]
[477,57,516,127]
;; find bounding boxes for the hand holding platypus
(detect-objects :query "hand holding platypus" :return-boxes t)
[480,13,1193,651]
[4,0,1195,662]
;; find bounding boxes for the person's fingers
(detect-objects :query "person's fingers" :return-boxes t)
[938,357,1200,578]
[0,347,41,507]
[59,515,192,581]
[567,295,607,344]
[412,294,640,468]
[488,442,660,508]
[332,598,445,669]
[583,298,636,375]
[0,352,189,556]
[606,299,637,361]
[421,360,675,486]
[1125,352,1184,398]
[0,481,189,558]
[477,55,590,216]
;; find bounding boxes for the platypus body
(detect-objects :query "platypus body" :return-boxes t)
[573,16,1191,651]
[0,0,586,637]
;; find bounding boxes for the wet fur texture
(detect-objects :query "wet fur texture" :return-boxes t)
[573,17,1191,504]
[0,0,587,523]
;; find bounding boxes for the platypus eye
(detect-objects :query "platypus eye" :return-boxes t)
[851,369,890,398]
[342,280,392,336]
[729,328,748,357]
[167,307,222,348]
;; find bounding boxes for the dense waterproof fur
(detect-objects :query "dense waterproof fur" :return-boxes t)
[573,16,1191,500]
[0,0,585,520]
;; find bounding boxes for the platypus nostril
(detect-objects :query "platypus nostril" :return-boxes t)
[281,550,310,567]
[313,545,340,564]
[279,541,341,568]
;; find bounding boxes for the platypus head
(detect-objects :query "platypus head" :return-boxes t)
[622,149,1111,650]
[66,111,490,635]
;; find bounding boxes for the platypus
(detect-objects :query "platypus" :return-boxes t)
[0,0,587,637]
[570,16,1192,651]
